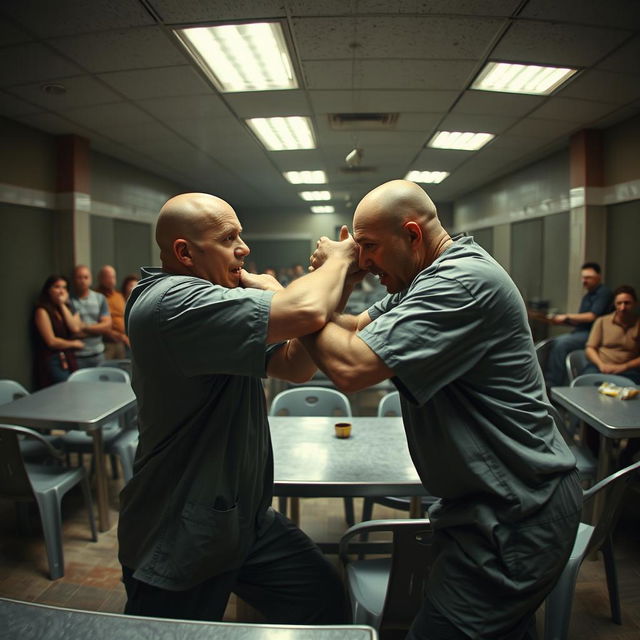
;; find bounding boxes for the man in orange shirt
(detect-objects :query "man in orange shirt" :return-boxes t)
[96,264,129,359]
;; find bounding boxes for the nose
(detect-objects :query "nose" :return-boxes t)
[236,238,250,258]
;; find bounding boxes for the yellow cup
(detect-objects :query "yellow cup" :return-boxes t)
[335,422,352,438]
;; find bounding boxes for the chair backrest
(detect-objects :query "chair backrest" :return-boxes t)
[68,367,130,384]
[583,460,640,556]
[565,350,588,384]
[0,379,29,405]
[0,425,62,500]
[571,373,636,388]
[101,359,132,376]
[269,387,352,417]
[535,337,556,372]
[378,391,401,417]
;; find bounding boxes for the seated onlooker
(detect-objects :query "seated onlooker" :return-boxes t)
[584,284,640,384]
[121,273,139,301]
[70,265,111,368]
[33,274,84,388]
[96,264,129,360]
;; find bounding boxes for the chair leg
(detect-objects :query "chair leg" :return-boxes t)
[543,556,583,640]
[361,497,375,523]
[278,496,288,517]
[80,474,98,542]
[34,492,65,580]
[601,536,622,624]
[343,497,355,527]
[110,454,119,480]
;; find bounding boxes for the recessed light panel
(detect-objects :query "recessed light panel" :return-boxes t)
[247,117,316,151]
[471,61,577,95]
[405,170,450,184]
[299,191,331,201]
[429,131,494,151]
[174,22,297,92]
[311,206,335,213]
[284,170,327,184]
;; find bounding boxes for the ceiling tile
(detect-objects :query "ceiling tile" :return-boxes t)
[493,20,631,67]
[98,66,210,99]
[0,90,43,117]
[97,120,180,146]
[225,90,311,118]
[0,42,82,86]
[413,147,474,171]
[8,75,122,109]
[267,149,326,170]
[47,27,186,74]
[304,59,476,90]
[136,94,229,121]
[63,102,157,130]
[557,70,640,104]
[505,117,580,138]
[452,90,545,116]
[519,0,640,29]
[2,0,156,38]
[596,35,640,75]
[438,112,519,134]
[0,17,32,46]
[293,16,506,60]
[529,97,617,123]
[13,111,97,137]
[308,89,458,114]
[148,0,287,23]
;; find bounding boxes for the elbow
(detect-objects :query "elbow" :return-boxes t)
[294,306,329,337]
[326,364,367,394]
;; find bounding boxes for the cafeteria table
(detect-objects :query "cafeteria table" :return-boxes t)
[551,385,640,519]
[270,416,426,551]
[0,597,378,640]
[0,381,137,532]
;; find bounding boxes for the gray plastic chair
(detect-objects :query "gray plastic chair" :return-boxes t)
[543,460,640,640]
[571,373,635,389]
[565,350,589,385]
[59,367,137,483]
[339,518,433,634]
[0,424,97,579]
[101,359,132,376]
[535,337,556,373]
[362,392,437,523]
[270,387,354,526]
[0,380,62,461]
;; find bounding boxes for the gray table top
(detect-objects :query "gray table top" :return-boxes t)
[551,386,640,439]
[0,598,377,640]
[270,416,424,497]
[0,381,136,431]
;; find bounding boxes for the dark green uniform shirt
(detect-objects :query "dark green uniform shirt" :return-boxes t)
[118,268,279,590]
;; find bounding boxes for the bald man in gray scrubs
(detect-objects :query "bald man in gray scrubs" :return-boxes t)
[293,180,582,640]
[118,193,350,623]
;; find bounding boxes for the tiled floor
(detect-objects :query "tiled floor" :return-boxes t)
[1,472,639,638]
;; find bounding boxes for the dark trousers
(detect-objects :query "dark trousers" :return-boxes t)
[122,509,349,624]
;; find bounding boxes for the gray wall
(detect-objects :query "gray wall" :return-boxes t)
[606,200,640,296]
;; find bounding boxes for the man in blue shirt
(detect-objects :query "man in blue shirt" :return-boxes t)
[545,262,613,386]
[289,180,581,640]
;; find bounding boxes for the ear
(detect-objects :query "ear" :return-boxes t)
[403,221,423,247]
[173,239,194,267]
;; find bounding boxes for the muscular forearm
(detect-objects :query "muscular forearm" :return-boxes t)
[566,311,596,326]
[82,318,112,335]
[267,339,317,383]
[60,305,81,333]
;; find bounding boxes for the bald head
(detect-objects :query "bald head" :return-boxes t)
[156,193,235,268]
[98,265,116,291]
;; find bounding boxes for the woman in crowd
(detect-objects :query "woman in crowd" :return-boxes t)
[33,274,84,388]
[120,273,139,301]
[584,284,640,384]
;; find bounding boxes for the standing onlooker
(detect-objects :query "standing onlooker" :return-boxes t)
[70,265,111,368]
[96,264,129,360]
[545,262,613,386]
[121,273,140,301]
[33,274,85,388]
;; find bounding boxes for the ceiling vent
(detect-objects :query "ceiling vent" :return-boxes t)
[329,113,399,130]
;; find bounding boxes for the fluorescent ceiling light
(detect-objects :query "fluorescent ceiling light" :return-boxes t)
[311,205,335,213]
[174,22,297,92]
[405,170,449,184]
[429,131,494,151]
[300,191,331,201]
[284,170,327,184]
[246,117,316,151]
[471,61,577,95]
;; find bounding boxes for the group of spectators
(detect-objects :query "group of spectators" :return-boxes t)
[544,262,640,387]
[32,265,138,388]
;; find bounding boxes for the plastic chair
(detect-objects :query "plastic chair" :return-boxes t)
[571,373,635,389]
[565,350,589,385]
[0,424,97,579]
[543,460,640,640]
[58,367,137,484]
[269,387,355,526]
[339,518,433,634]
[535,337,556,374]
[102,358,132,376]
[362,393,437,523]
[0,380,62,461]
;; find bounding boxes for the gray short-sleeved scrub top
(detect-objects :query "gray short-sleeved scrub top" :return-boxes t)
[359,236,581,638]
[118,268,281,591]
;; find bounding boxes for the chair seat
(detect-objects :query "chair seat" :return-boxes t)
[59,424,122,450]
[19,435,64,461]
[25,462,86,493]
[347,557,391,625]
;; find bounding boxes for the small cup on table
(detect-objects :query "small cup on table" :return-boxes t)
[334,422,352,438]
